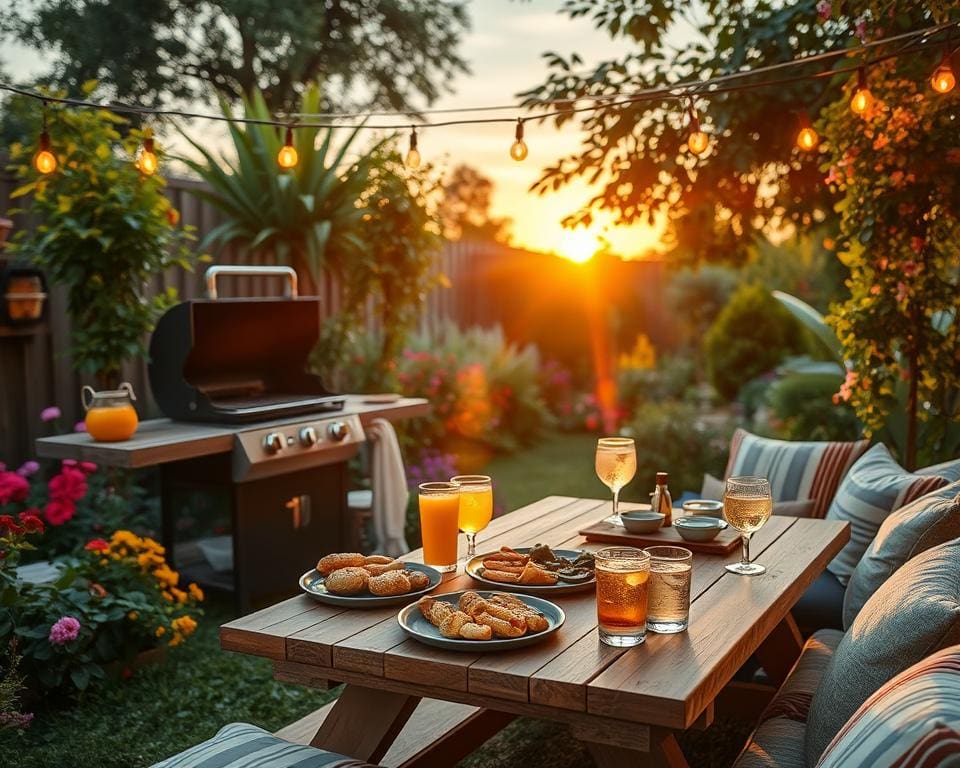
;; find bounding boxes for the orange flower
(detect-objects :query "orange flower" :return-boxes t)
[188,583,204,602]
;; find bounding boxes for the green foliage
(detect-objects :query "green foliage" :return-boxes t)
[766,370,862,442]
[704,284,808,400]
[3,0,469,113]
[666,266,738,354]
[5,87,198,386]
[440,165,511,242]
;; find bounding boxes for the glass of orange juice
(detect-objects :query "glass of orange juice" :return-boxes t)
[451,475,493,559]
[418,482,460,573]
[82,382,139,442]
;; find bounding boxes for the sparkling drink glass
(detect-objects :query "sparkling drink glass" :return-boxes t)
[595,547,651,647]
[451,474,493,559]
[595,437,637,525]
[644,546,693,633]
[418,482,460,573]
[723,476,773,576]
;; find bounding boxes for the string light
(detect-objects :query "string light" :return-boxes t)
[33,102,57,175]
[135,128,158,175]
[931,46,956,93]
[510,119,528,161]
[850,66,873,115]
[277,126,299,169]
[796,111,819,152]
[686,101,709,155]
[405,127,421,169]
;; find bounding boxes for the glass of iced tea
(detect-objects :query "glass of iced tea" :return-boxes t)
[451,475,493,559]
[595,437,637,525]
[723,476,773,576]
[595,547,650,647]
[418,482,460,573]
[644,546,693,633]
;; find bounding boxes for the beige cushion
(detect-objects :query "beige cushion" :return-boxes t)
[804,539,960,766]
[759,629,843,725]
[734,717,807,768]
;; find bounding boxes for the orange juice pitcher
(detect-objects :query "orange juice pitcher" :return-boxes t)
[82,382,139,442]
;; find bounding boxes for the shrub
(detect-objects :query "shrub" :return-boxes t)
[765,371,862,442]
[704,284,808,400]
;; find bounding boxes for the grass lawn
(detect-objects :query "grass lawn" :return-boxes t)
[6,433,750,767]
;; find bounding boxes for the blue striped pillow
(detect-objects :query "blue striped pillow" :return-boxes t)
[151,723,375,768]
[825,444,951,585]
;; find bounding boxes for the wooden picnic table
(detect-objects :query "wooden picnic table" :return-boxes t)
[220,495,849,767]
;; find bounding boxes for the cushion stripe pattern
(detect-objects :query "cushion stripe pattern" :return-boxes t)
[825,444,951,585]
[816,647,960,768]
[724,429,869,520]
[151,723,376,768]
[759,629,843,726]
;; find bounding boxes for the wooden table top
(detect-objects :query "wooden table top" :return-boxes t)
[34,395,429,468]
[221,496,849,731]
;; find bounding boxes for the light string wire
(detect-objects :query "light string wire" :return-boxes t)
[0,20,956,133]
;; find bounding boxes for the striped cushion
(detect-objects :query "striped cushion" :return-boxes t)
[759,629,843,726]
[151,723,376,768]
[843,481,960,629]
[816,645,960,768]
[724,429,869,520]
[733,717,807,768]
[825,444,951,585]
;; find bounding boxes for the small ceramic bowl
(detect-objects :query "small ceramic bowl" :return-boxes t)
[674,516,729,542]
[681,499,725,518]
[620,511,665,534]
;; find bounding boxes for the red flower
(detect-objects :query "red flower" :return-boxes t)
[89,582,107,598]
[17,511,44,534]
[48,467,88,504]
[85,538,109,552]
[0,515,24,536]
[44,499,76,526]
[0,471,30,505]
[78,461,98,474]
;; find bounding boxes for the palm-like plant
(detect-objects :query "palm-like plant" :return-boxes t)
[180,84,380,296]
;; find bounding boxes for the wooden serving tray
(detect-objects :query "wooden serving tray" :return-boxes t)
[579,519,741,554]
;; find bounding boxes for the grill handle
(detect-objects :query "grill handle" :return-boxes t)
[204,265,298,299]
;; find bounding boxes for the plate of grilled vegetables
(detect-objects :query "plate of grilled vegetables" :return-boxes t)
[465,544,596,594]
[399,590,565,651]
[300,552,441,607]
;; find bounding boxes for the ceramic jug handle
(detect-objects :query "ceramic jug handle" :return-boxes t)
[120,382,137,401]
[81,386,96,411]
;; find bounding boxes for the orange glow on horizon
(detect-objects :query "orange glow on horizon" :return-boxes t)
[556,229,601,263]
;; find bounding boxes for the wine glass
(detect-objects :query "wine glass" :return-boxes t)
[451,475,493,560]
[723,476,773,576]
[595,437,637,525]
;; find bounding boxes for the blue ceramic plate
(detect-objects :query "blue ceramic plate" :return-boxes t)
[299,562,441,608]
[397,590,565,652]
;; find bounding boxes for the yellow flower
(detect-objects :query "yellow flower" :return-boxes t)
[153,564,179,588]
[172,615,198,637]
[188,583,204,602]
[99,558,109,566]
[127,611,139,621]
[155,626,166,637]
[162,590,173,602]
[168,633,183,647]
[171,587,188,604]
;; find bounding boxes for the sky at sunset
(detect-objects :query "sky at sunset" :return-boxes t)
[1,0,670,260]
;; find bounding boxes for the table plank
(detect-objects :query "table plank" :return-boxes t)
[585,517,849,729]
[220,595,339,660]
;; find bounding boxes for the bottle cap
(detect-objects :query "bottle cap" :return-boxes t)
[656,472,668,484]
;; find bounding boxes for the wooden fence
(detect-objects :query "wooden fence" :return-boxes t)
[0,172,671,467]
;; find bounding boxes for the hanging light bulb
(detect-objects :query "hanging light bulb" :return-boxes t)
[686,102,709,155]
[510,119,528,161]
[405,127,421,169]
[136,128,158,175]
[277,126,299,169]
[796,111,819,152]
[931,46,956,94]
[33,102,57,175]
[850,67,873,115]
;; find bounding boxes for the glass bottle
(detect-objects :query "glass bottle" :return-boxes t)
[651,472,673,527]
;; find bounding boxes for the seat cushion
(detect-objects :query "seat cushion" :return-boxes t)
[824,444,952,585]
[804,539,960,766]
[843,481,960,629]
[791,571,846,632]
[734,717,807,768]
[723,429,869,520]
[760,629,844,725]
[816,645,960,767]
[700,473,815,517]
[151,723,377,768]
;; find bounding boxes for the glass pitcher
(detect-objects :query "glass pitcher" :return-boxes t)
[82,382,139,442]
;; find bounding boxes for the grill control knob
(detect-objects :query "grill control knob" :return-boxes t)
[263,432,284,454]
[299,426,318,447]
[328,421,349,442]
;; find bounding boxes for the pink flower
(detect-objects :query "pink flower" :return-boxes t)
[896,282,909,303]
[48,467,88,504]
[816,0,831,21]
[0,471,30,505]
[854,16,868,43]
[16,461,40,477]
[44,499,76,526]
[41,406,61,422]
[74,422,87,433]
[78,461,98,474]
[48,616,81,645]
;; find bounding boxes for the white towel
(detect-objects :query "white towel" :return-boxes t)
[367,417,410,557]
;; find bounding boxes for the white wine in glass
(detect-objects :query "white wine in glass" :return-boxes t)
[596,437,637,524]
[723,476,773,576]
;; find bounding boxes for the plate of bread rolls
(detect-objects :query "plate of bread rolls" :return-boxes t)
[398,590,565,651]
[465,544,596,595]
[300,553,441,607]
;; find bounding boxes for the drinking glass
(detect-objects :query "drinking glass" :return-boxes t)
[418,482,460,573]
[451,474,493,559]
[595,547,651,647]
[644,546,693,633]
[723,476,773,576]
[595,437,637,525]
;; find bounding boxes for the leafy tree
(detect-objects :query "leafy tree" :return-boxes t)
[440,164,511,242]
[3,0,469,113]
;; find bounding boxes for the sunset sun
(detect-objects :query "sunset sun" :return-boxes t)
[558,229,600,263]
